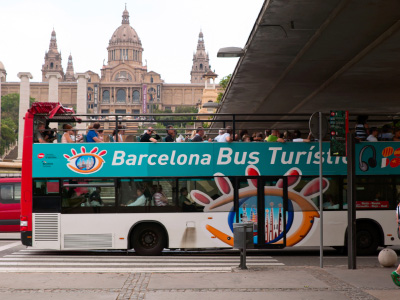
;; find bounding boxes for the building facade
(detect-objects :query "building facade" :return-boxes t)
[0,7,221,114]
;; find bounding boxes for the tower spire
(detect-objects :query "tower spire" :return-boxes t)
[190,30,210,83]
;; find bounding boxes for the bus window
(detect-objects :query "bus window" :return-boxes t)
[293,176,342,210]
[0,185,17,204]
[343,176,394,210]
[179,178,222,212]
[61,179,116,213]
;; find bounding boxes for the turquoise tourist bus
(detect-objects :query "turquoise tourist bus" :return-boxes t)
[20,103,400,255]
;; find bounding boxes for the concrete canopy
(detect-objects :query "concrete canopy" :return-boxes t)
[218,0,400,121]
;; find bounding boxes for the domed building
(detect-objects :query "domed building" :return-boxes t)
[1,7,220,116]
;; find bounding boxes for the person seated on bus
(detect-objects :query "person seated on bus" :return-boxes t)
[192,127,206,142]
[165,125,176,142]
[98,129,104,142]
[34,122,47,143]
[323,195,339,209]
[153,186,168,206]
[393,129,400,142]
[253,132,264,142]
[242,135,251,142]
[366,127,379,142]
[44,121,57,143]
[179,187,196,212]
[61,124,75,143]
[112,125,125,142]
[265,129,285,143]
[87,122,103,143]
[140,127,159,143]
[127,188,147,206]
[379,124,393,141]
[292,130,311,142]
[89,187,103,207]
[214,129,228,142]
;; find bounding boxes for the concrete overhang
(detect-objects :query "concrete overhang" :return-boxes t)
[217,0,400,128]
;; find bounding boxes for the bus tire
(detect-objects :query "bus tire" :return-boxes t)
[131,223,166,256]
[356,223,379,256]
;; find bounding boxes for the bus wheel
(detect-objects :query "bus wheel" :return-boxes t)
[132,224,166,256]
[356,224,379,256]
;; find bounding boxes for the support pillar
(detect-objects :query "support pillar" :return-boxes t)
[75,73,90,130]
[0,73,4,144]
[45,72,62,102]
[17,72,33,161]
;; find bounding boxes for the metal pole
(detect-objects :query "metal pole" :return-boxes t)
[347,132,356,269]
[319,111,323,268]
[240,227,247,270]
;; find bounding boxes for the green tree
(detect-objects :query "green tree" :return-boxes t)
[216,74,232,103]
[1,93,35,155]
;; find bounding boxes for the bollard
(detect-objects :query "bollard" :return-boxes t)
[233,222,254,269]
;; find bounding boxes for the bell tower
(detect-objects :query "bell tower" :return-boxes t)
[42,29,64,82]
[190,30,210,83]
[65,54,76,82]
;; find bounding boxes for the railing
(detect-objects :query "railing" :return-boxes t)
[32,112,400,144]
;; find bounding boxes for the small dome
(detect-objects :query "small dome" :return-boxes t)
[110,25,141,45]
[0,61,5,71]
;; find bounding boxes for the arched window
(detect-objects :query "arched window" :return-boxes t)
[102,90,110,103]
[200,64,203,70]
[50,62,54,69]
[117,89,126,103]
[133,90,140,102]
[151,76,153,83]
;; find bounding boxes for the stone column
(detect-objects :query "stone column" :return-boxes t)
[17,72,33,160]
[75,73,90,130]
[45,72,62,102]
[0,73,4,140]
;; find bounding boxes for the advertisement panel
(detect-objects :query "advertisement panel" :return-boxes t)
[32,142,400,178]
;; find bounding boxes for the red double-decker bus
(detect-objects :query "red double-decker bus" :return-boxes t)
[0,177,21,232]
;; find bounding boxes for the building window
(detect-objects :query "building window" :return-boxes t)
[132,90,140,102]
[115,109,126,114]
[50,62,54,69]
[151,76,153,83]
[116,89,126,103]
[102,90,110,103]
[148,87,156,102]
[200,64,203,70]
[101,109,110,114]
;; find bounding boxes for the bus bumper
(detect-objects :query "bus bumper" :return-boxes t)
[21,231,32,246]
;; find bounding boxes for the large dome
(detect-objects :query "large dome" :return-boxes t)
[109,9,141,46]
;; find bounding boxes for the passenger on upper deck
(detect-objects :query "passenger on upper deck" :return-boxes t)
[86,122,103,143]
[393,129,400,141]
[61,124,75,143]
[366,127,379,142]
[140,127,159,143]
[192,127,205,142]
[113,125,125,142]
[265,129,285,143]
[214,126,233,142]
[292,130,311,142]
[165,125,176,142]
[355,115,369,141]
[34,122,47,143]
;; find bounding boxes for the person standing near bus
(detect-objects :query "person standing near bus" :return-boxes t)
[391,264,400,286]
[87,122,103,143]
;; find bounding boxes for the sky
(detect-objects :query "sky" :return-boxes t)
[0,0,264,84]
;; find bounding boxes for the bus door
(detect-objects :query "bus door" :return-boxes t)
[233,176,288,249]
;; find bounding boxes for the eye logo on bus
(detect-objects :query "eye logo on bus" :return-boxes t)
[63,146,107,174]
[191,166,327,248]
